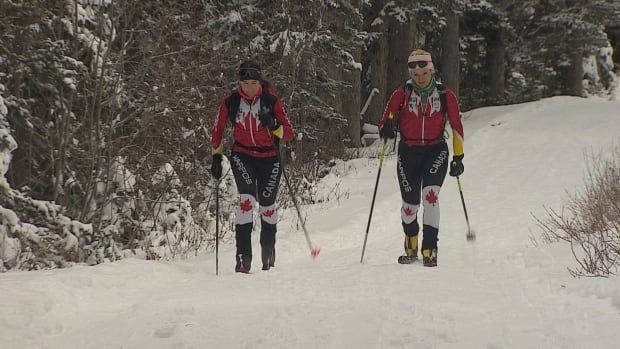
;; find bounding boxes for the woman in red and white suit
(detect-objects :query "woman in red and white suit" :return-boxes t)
[378,49,465,267]
[210,60,294,273]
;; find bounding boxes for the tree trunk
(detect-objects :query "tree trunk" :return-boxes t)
[361,2,388,126]
[387,18,416,97]
[343,45,362,147]
[565,51,584,97]
[440,9,460,97]
[362,5,417,127]
[605,26,620,72]
[487,39,505,102]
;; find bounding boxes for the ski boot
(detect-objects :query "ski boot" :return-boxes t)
[261,246,275,271]
[421,248,438,267]
[235,254,252,273]
[398,235,418,264]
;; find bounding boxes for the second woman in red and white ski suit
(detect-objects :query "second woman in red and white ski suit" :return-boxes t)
[211,60,294,273]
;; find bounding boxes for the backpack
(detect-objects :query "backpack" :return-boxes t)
[225,89,277,124]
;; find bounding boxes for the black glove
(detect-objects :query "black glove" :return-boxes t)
[449,155,464,177]
[379,120,396,140]
[258,106,278,131]
[211,154,223,180]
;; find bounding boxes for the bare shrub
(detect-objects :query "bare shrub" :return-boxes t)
[537,143,620,277]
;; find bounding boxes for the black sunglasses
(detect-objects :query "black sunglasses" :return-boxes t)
[239,68,262,81]
[408,61,430,69]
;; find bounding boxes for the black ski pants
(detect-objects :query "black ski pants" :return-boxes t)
[230,151,282,260]
[397,141,449,250]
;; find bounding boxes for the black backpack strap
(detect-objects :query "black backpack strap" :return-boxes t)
[436,83,450,141]
[395,82,411,133]
[225,91,242,123]
[260,90,277,111]
[436,83,447,118]
[400,83,411,112]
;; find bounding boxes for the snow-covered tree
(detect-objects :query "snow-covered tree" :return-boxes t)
[503,0,619,99]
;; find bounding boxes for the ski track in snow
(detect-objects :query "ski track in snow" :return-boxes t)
[1,96,620,349]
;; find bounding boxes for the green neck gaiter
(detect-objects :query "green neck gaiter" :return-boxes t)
[412,76,436,96]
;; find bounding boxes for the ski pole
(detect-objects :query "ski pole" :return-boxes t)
[360,139,389,263]
[391,134,398,153]
[275,139,320,258]
[456,176,475,241]
[215,178,220,275]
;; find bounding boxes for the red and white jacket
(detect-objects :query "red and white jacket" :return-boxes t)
[211,87,294,158]
[378,83,464,156]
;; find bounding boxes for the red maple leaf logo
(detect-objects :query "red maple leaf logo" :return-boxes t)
[425,189,439,206]
[403,207,415,216]
[240,199,253,213]
[263,209,275,217]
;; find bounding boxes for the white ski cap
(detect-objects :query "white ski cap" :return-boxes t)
[408,49,434,71]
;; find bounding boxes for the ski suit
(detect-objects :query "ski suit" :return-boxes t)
[211,86,294,262]
[378,81,464,250]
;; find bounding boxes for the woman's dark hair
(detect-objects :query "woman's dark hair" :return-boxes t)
[239,60,273,90]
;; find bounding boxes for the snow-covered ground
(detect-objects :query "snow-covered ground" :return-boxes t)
[1,96,620,349]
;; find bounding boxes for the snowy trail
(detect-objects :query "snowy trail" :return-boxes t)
[2,96,620,349]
